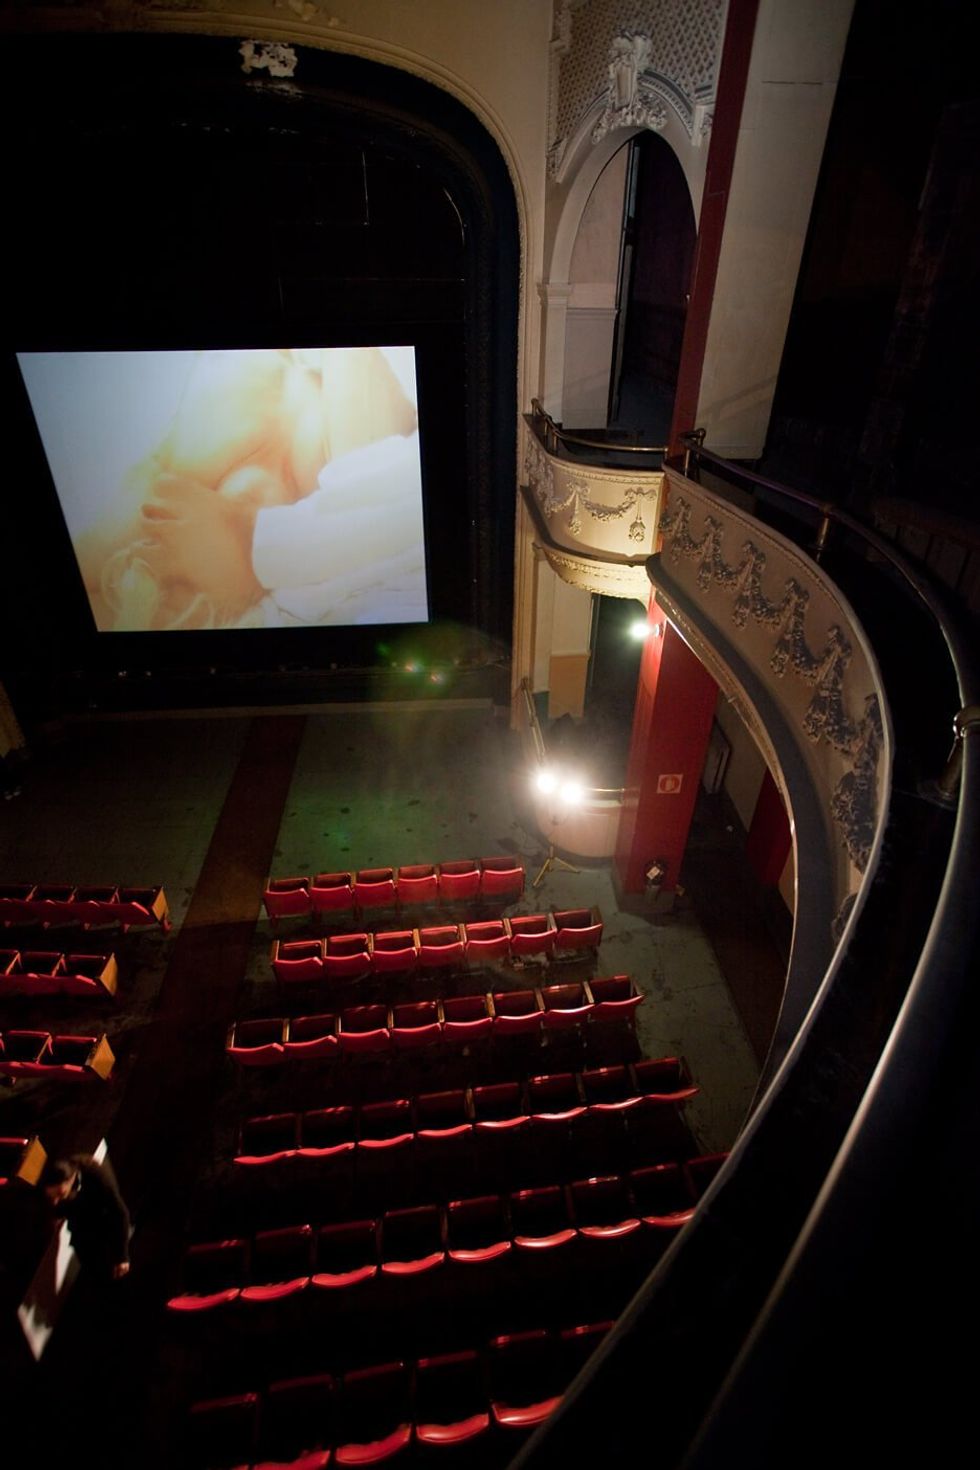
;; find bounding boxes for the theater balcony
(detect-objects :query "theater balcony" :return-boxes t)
[513,432,980,1468]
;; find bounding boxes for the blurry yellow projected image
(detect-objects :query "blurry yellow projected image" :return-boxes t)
[17,346,428,631]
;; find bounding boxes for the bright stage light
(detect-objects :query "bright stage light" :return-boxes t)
[535,768,559,795]
[629,618,652,641]
[559,779,584,806]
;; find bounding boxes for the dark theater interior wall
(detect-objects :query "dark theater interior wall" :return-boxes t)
[1,33,519,720]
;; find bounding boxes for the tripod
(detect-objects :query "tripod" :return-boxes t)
[532,837,580,889]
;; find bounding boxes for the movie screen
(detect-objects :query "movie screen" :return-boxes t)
[16,346,428,632]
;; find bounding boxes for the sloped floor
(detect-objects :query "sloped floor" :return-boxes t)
[0,704,775,1465]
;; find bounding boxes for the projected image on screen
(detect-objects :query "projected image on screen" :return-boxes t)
[17,346,428,632]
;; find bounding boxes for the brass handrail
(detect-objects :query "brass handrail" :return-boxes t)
[530,399,668,458]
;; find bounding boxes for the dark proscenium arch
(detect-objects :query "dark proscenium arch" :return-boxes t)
[2,32,519,705]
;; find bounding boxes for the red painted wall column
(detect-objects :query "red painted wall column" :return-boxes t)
[745,767,792,887]
[615,603,718,894]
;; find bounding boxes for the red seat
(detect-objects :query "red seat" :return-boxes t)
[491,989,542,1036]
[527,1072,586,1124]
[569,1174,641,1243]
[0,884,34,927]
[506,913,557,960]
[312,1219,379,1290]
[236,1112,300,1167]
[324,932,372,984]
[272,938,325,986]
[337,1004,391,1055]
[628,1162,697,1230]
[446,1194,512,1266]
[299,1106,357,1158]
[551,906,603,956]
[394,863,438,906]
[414,1349,491,1449]
[370,930,419,977]
[353,867,396,915]
[263,877,313,925]
[390,1000,441,1050]
[357,1099,414,1151]
[487,1329,564,1432]
[509,1185,576,1251]
[241,1223,313,1302]
[589,973,644,1023]
[631,1056,698,1106]
[284,1013,339,1060]
[478,856,525,901]
[440,993,493,1042]
[114,885,170,931]
[472,1082,529,1186]
[418,925,465,970]
[186,1392,259,1468]
[26,884,77,928]
[436,860,480,904]
[18,951,67,994]
[0,1030,52,1077]
[73,885,120,929]
[462,919,510,964]
[335,1361,412,1466]
[63,952,117,997]
[259,1373,336,1470]
[226,1017,286,1067]
[415,1090,474,1188]
[580,1064,641,1113]
[540,982,592,1031]
[310,870,354,919]
[380,1204,445,1276]
[169,1238,248,1312]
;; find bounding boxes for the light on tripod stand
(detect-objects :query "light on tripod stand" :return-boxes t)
[531,766,586,888]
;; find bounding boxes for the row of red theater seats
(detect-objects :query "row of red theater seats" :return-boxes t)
[235,1060,698,1167]
[0,1029,115,1081]
[186,1321,614,1468]
[0,883,170,931]
[263,858,525,925]
[170,1156,726,1312]
[271,909,603,985]
[227,978,643,1065]
[0,949,118,998]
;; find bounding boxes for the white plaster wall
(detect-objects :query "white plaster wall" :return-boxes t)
[715,691,766,831]
[561,142,628,426]
[696,0,855,457]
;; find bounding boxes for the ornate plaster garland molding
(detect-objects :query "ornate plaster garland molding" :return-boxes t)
[523,433,661,546]
[660,493,884,874]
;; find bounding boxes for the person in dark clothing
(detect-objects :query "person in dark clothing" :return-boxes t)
[41,1155,132,1280]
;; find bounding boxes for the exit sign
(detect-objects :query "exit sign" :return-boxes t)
[657,774,684,794]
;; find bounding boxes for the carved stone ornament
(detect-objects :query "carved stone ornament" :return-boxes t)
[592,34,668,142]
[660,493,883,876]
[239,40,299,78]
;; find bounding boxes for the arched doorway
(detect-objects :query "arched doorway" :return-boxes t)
[609,130,697,439]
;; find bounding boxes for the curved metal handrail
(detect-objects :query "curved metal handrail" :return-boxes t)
[530,398,668,459]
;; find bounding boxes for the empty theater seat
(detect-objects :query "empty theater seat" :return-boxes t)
[478,856,525,902]
[263,877,312,926]
[551,906,603,957]
[310,871,355,920]
[414,1348,491,1451]
[371,929,420,977]
[353,868,397,916]
[395,863,439,907]
[462,919,510,964]
[272,938,325,986]
[436,860,481,904]
[506,912,557,961]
